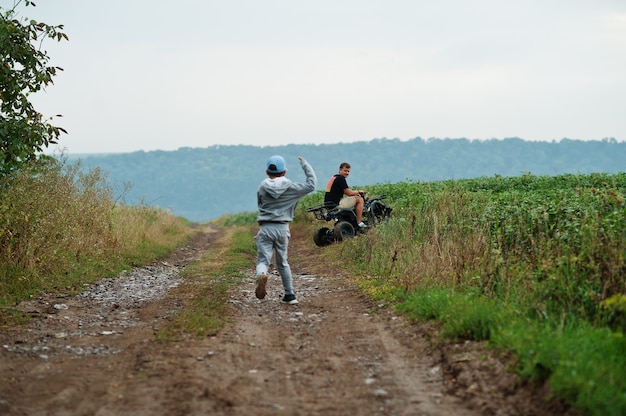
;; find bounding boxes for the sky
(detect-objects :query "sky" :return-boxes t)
[18,0,626,154]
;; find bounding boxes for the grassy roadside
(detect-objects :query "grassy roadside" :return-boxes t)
[0,158,194,327]
[297,173,626,416]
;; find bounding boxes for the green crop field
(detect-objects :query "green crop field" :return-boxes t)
[300,172,626,415]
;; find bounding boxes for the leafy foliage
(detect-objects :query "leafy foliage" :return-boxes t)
[0,1,67,176]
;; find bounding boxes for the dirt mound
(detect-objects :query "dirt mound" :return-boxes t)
[0,225,567,415]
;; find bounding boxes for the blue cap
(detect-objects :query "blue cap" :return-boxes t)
[266,155,286,174]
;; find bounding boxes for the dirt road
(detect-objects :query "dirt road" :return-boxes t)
[0,226,566,415]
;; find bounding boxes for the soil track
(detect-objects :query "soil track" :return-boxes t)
[0,225,568,415]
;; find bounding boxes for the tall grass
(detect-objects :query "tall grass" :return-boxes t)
[334,173,626,328]
[0,158,191,320]
[299,172,626,415]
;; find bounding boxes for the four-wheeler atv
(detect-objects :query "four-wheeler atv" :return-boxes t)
[306,194,393,247]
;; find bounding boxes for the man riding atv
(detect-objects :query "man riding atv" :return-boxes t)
[307,162,392,246]
[307,193,392,246]
[324,162,367,228]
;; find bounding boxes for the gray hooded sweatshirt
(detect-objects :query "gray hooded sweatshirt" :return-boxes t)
[257,158,317,224]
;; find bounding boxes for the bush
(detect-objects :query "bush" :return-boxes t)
[0,158,189,311]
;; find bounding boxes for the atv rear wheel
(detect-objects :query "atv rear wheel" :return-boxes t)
[334,221,355,242]
[313,227,333,247]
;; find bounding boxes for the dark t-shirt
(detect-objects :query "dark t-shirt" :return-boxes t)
[324,174,348,206]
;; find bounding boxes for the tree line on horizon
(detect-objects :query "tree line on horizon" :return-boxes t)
[74,137,625,222]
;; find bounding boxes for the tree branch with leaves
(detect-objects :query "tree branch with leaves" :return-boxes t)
[0,0,68,177]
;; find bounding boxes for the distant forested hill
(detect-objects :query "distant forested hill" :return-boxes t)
[73,137,625,222]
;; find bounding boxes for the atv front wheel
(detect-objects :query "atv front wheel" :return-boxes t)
[368,200,392,225]
[334,221,355,242]
[313,227,333,247]
[366,209,378,226]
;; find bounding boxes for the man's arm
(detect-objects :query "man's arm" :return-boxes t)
[343,187,364,197]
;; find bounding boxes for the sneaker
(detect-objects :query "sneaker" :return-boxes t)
[281,294,298,304]
[358,222,367,228]
[255,274,267,299]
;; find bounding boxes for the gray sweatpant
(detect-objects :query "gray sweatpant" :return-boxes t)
[255,223,294,295]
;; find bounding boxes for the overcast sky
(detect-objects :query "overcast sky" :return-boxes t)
[23,0,626,154]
